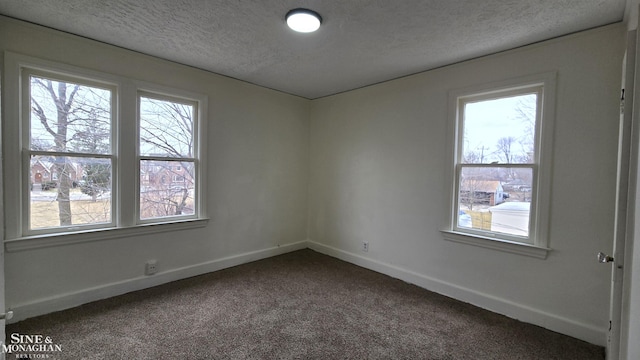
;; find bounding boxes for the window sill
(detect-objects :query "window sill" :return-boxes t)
[4,218,209,252]
[441,230,550,259]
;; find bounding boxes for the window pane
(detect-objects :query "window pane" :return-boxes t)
[139,97,194,157]
[140,160,195,219]
[30,155,112,229]
[462,94,536,164]
[457,166,532,237]
[30,76,112,154]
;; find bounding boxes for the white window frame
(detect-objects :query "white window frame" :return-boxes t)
[19,65,118,236]
[136,89,203,224]
[3,52,208,251]
[441,73,556,259]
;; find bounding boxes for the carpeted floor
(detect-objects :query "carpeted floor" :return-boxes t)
[6,249,604,359]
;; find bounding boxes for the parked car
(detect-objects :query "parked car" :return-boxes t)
[41,181,57,191]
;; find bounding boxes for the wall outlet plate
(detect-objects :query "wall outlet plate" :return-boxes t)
[362,241,369,252]
[145,260,158,275]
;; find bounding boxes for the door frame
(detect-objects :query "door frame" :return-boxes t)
[609,28,640,360]
[0,53,6,360]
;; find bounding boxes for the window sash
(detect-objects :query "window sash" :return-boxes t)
[25,69,116,155]
[137,91,197,158]
[138,159,197,222]
[456,85,543,166]
[453,163,538,244]
[27,154,115,232]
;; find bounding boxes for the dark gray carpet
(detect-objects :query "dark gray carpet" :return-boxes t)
[6,249,604,359]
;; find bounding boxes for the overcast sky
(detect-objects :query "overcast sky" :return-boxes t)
[462,94,535,163]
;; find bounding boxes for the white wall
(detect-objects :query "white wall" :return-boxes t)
[0,17,310,320]
[307,24,625,345]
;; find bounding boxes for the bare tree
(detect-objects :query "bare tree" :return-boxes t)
[464,145,490,164]
[31,79,79,225]
[496,136,517,163]
[515,95,537,163]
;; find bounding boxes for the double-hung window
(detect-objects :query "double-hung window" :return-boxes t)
[24,69,115,233]
[443,73,556,258]
[3,53,207,247]
[138,92,198,221]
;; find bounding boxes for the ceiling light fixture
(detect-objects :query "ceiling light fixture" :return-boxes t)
[286,8,322,33]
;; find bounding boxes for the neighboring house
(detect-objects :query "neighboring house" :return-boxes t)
[140,161,193,190]
[30,159,83,185]
[503,179,531,192]
[503,179,532,202]
[30,159,52,184]
[460,180,507,206]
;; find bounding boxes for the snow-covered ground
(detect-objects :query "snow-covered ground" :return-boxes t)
[30,188,110,202]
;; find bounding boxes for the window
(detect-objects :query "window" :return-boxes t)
[3,53,207,245]
[138,93,197,221]
[443,73,556,258]
[24,70,115,233]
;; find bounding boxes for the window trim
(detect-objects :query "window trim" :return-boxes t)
[442,72,556,259]
[3,52,209,248]
[21,68,119,236]
[5,218,209,252]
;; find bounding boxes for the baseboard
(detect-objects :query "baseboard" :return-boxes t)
[307,240,606,347]
[7,241,308,324]
[8,239,606,347]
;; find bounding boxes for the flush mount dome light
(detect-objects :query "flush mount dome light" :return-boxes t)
[286,8,322,33]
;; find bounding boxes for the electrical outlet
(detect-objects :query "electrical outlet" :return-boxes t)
[362,241,369,252]
[145,260,158,275]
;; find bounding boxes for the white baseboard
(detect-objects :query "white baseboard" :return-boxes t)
[8,239,606,347]
[307,240,606,347]
[8,241,308,324]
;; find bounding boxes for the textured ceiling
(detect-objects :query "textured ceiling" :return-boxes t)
[0,0,628,99]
